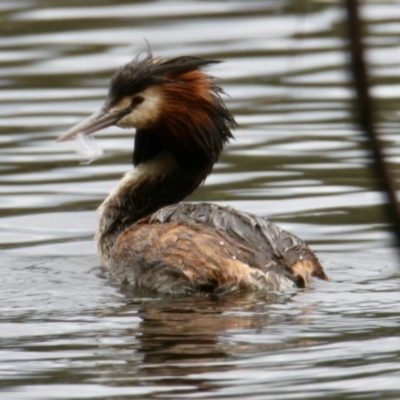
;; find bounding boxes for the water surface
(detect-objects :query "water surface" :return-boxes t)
[1,1,400,399]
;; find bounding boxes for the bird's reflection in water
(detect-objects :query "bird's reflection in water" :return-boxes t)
[95,288,315,394]
[128,292,283,363]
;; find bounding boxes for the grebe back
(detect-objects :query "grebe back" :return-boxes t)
[59,54,328,295]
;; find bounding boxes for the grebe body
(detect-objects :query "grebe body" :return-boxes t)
[60,54,328,295]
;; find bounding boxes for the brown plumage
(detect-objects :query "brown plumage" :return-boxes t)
[59,53,328,295]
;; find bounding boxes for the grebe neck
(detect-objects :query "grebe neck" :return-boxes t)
[96,153,210,265]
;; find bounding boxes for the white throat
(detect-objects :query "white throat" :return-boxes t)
[99,153,178,214]
[95,153,179,265]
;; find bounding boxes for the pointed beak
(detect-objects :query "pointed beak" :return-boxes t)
[58,107,129,142]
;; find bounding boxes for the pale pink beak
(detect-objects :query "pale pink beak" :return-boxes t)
[58,107,129,142]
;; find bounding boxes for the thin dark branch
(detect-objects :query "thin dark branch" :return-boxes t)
[344,0,400,249]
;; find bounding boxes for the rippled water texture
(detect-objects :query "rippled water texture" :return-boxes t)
[1,1,400,399]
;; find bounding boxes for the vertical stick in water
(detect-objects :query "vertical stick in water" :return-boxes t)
[344,0,400,251]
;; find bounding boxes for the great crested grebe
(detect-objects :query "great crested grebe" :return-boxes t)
[59,54,328,295]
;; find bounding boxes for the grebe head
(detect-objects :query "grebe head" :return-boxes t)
[59,54,236,170]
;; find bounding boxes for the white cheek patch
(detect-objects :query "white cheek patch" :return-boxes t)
[116,87,162,129]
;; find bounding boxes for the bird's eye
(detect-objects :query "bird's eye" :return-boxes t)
[131,96,144,108]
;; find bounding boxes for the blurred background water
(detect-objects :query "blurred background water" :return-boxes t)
[1,1,400,399]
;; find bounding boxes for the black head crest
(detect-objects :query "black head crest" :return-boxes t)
[108,54,220,106]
